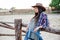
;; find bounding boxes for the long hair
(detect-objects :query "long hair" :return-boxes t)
[32,6,46,24]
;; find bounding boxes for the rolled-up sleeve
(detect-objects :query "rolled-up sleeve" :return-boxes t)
[41,14,49,28]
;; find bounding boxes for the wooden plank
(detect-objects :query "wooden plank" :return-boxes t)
[0,22,13,27]
[0,34,26,36]
[22,23,27,27]
[0,24,15,30]
[0,21,14,24]
[0,34,15,36]
[22,30,26,33]
[15,19,22,40]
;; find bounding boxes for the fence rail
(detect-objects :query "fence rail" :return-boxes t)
[0,21,14,24]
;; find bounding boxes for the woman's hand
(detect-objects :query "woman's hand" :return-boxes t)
[34,27,40,32]
[34,26,42,32]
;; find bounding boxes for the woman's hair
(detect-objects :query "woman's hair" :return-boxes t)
[32,6,46,24]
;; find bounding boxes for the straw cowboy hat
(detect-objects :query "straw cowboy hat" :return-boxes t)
[32,3,46,11]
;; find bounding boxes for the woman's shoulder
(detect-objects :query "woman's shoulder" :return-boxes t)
[42,12,47,15]
[41,12,47,17]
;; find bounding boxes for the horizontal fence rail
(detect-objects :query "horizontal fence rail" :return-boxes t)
[0,21,14,24]
[0,34,26,36]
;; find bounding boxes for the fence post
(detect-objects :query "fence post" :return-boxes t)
[15,19,22,40]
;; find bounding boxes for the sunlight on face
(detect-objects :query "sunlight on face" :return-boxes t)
[33,7,38,13]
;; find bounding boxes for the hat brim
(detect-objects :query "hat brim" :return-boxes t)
[32,6,40,8]
[32,6,46,11]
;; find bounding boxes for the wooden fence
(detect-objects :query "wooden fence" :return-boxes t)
[0,19,60,40]
[0,19,27,40]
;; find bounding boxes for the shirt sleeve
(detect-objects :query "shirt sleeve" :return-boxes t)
[41,14,49,28]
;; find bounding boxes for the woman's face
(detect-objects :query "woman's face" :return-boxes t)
[33,7,39,13]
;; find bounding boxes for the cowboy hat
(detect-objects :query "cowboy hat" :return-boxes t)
[32,3,46,11]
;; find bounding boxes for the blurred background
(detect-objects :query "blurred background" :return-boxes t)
[0,0,60,40]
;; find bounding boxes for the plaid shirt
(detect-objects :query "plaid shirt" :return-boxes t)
[35,12,49,28]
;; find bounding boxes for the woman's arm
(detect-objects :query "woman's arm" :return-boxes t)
[34,26,43,32]
[34,14,48,32]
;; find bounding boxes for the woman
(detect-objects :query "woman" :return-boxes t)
[24,3,60,40]
[24,3,47,40]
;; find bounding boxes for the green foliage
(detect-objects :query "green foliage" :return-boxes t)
[49,0,60,10]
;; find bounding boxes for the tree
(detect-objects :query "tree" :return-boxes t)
[49,0,60,10]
